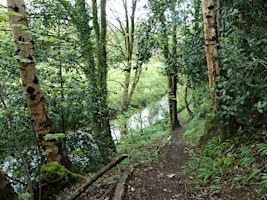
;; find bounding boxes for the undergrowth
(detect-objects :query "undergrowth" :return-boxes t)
[116,118,170,167]
[183,113,267,198]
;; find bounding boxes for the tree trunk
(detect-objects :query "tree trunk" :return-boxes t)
[201,0,220,105]
[160,8,181,130]
[202,0,228,140]
[98,0,116,157]
[7,0,69,166]
[90,0,116,160]
[169,75,180,130]
[185,83,194,116]
[0,171,19,200]
[120,0,138,136]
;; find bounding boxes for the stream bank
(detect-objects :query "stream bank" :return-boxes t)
[111,95,169,140]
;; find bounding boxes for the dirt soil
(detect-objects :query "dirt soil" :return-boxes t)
[60,113,196,200]
[60,111,266,200]
[124,125,195,200]
[123,112,203,200]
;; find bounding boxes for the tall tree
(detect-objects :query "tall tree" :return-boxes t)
[119,0,139,135]
[168,1,181,129]
[201,0,220,105]
[91,0,117,161]
[7,0,69,166]
[58,0,116,162]
[148,0,181,130]
[109,0,151,135]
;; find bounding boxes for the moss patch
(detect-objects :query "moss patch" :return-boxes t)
[40,162,83,199]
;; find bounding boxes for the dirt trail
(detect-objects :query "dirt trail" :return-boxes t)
[59,109,194,200]
[124,113,195,200]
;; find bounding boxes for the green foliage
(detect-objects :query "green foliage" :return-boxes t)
[184,122,267,196]
[14,55,32,63]
[256,143,267,157]
[40,161,83,199]
[43,133,66,141]
[261,174,267,188]
[183,86,214,145]
[184,118,205,144]
[117,119,170,166]
[65,130,102,172]
[215,1,267,132]
[19,192,31,200]
[108,59,168,112]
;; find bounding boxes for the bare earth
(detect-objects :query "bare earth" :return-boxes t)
[123,113,199,200]
[124,125,195,200]
[61,110,266,200]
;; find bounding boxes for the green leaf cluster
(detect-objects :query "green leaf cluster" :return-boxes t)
[43,133,66,141]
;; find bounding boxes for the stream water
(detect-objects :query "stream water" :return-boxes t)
[2,95,170,191]
[111,95,169,140]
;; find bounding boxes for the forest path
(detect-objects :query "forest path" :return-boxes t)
[63,107,256,199]
[124,110,196,200]
[60,108,196,200]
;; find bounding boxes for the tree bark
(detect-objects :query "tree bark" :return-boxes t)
[201,0,220,105]
[0,171,19,200]
[7,0,69,166]
[169,75,180,130]
[120,0,139,136]
[159,5,181,130]
[185,83,194,116]
[91,0,116,160]
[169,20,180,130]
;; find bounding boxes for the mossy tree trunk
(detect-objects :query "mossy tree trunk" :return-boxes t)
[7,0,69,166]
[91,0,116,160]
[58,0,116,162]
[159,3,181,130]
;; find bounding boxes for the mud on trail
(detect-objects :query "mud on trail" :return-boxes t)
[124,125,195,200]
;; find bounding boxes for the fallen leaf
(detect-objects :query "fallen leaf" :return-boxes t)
[128,185,135,192]
[167,174,176,179]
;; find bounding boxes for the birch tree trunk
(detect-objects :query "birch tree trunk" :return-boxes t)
[201,0,220,105]
[202,0,227,140]
[7,0,68,166]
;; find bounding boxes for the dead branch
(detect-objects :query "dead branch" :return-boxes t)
[67,154,128,200]
[100,181,118,200]
[113,166,136,200]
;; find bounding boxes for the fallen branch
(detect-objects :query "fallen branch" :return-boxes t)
[113,166,136,200]
[67,154,128,200]
[100,181,118,200]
